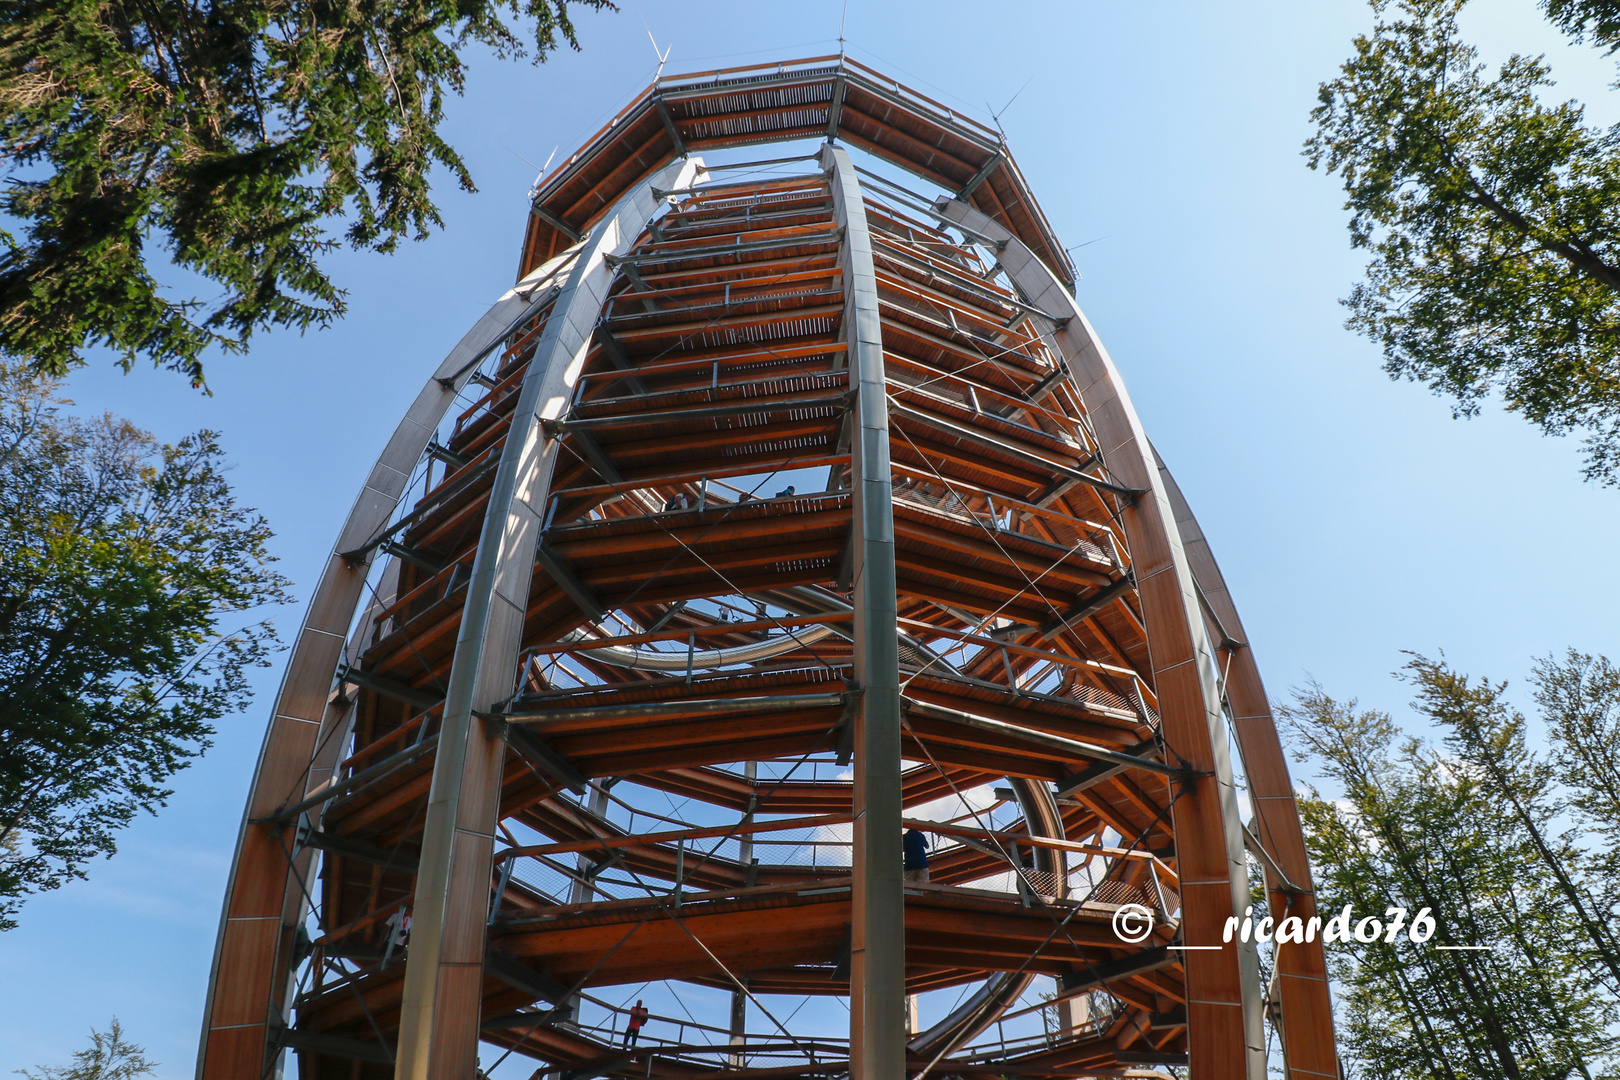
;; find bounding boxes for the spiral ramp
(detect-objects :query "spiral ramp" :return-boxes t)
[197,57,1338,1080]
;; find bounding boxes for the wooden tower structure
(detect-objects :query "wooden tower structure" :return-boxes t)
[197,56,1338,1080]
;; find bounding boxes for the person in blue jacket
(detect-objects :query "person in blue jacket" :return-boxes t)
[903,827,930,884]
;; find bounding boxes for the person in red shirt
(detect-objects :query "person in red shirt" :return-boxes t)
[624,1000,650,1047]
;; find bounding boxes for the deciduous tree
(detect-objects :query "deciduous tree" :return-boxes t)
[0,366,289,929]
[1308,0,1620,482]
[1281,668,1616,1079]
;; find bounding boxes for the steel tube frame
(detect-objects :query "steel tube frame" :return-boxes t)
[822,143,907,1080]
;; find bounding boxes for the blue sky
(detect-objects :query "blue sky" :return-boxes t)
[6,0,1620,1074]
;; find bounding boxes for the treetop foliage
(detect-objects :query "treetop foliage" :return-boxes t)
[16,1018,157,1080]
[1545,0,1620,50]
[0,366,290,930]
[0,0,610,387]
[1282,651,1620,1079]
[1309,0,1620,483]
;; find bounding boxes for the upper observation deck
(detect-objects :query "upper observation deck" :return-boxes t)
[518,56,1075,287]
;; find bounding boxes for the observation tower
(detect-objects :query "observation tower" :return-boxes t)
[198,56,1338,1080]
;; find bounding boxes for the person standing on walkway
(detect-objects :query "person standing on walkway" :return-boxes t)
[903,827,930,884]
[624,1000,650,1047]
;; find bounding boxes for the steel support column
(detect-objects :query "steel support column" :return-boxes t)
[392,156,703,1080]
[822,143,906,1080]
[730,760,756,1069]
[934,195,1270,1079]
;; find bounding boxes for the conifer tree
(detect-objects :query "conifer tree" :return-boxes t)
[1281,678,1616,1079]
[0,367,289,928]
[0,0,611,386]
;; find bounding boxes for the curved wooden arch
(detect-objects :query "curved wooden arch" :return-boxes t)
[1154,450,1339,1080]
[393,156,705,1079]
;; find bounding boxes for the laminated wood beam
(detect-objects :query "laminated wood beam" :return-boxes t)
[193,250,587,1080]
[936,195,1272,1079]
[505,692,849,727]
[550,392,850,432]
[821,142,906,1080]
[1152,447,1340,1080]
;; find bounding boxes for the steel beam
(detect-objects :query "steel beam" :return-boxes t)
[337,453,501,563]
[588,323,649,396]
[279,1029,394,1065]
[568,428,627,485]
[484,950,571,1004]
[425,439,470,469]
[391,156,704,1080]
[1054,739,1159,799]
[886,399,1130,498]
[502,723,589,795]
[258,734,441,824]
[534,540,607,621]
[334,664,443,712]
[531,203,584,243]
[378,539,445,575]
[298,831,419,875]
[653,95,686,157]
[821,142,905,1080]
[957,152,1002,199]
[1009,574,1136,641]
[902,700,1183,779]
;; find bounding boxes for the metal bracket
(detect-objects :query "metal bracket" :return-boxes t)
[334,663,444,713]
